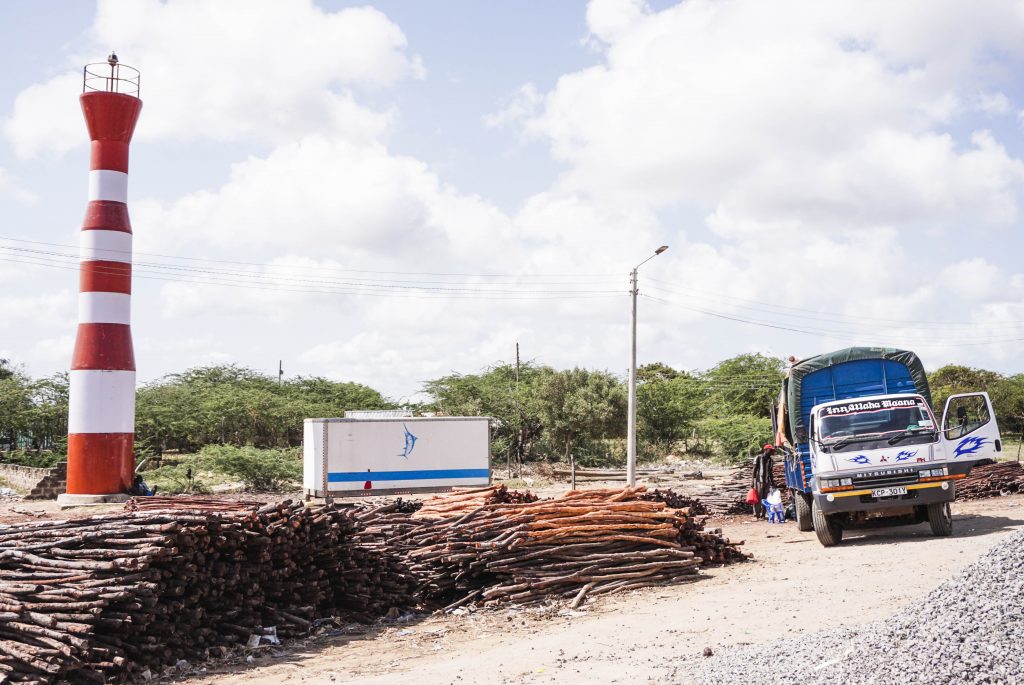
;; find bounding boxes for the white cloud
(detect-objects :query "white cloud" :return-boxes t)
[483,84,542,130]
[134,134,515,267]
[0,167,38,205]
[586,0,650,44]
[4,0,422,157]
[0,291,74,323]
[4,0,1024,394]
[973,91,1012,115]
[940,258,1008,301]
[522,0,1024,231]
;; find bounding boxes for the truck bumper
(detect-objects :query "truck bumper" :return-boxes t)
[814,480,955,515]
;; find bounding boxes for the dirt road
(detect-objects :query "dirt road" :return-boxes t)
[187,495,1024,685]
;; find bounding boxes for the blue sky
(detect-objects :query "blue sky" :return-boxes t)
[1,0,1022,398]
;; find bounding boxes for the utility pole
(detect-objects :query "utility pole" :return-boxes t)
[278,360,283,385]
[515,342,522,478]
[515,342,521,384]
[627,268,638,486]
[627,246,669,487]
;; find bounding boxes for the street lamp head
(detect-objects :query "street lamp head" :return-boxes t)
[655,245,669,255]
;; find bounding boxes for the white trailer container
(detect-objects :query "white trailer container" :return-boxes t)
[303,417,491,498]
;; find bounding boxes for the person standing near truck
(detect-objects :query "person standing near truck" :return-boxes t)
[752,444,776,519]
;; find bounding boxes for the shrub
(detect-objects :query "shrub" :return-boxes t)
[197,445,301,492]
[696,415,773,465]
[0,450,63,468]
[143,462,211,495]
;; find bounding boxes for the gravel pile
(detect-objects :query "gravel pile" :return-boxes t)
[680,529,1024,685]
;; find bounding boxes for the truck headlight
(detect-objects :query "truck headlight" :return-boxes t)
[841,478,852,486]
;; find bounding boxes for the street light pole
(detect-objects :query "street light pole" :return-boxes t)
[627,245,669,487]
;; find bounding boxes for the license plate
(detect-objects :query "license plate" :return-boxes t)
[872,486,908,498]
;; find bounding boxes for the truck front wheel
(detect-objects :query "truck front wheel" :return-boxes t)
[927,501,953,537]
[794,491,814,532]
[812,499,842,546]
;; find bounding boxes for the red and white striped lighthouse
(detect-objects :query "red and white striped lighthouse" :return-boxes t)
[64,54,142,500]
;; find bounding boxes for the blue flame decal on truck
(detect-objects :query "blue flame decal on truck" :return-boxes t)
[848,455,871,465]
[895,450,918,462]
[398,423,418,459]
[954,436,987,458]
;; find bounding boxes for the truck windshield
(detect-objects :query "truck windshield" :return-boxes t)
[817,398,936,452]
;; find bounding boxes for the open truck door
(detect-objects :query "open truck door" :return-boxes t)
[940,392,1002,473]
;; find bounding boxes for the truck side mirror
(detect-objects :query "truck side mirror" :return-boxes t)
[796,428,808,443]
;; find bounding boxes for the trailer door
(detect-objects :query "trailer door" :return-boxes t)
[939,392,1002,466]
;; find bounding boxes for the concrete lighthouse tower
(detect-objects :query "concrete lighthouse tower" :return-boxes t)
[60,54,142,504]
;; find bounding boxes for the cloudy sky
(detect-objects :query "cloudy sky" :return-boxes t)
[1,0,1023,399]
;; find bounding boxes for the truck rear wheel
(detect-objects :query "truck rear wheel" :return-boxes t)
[927,501,953,536]
[812,498,842,546]
[794,491,814,532]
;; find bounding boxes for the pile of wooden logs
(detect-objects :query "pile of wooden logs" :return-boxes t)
[412,485,538,520]
[364,486,747,610]
[639,489,710,516]
[697,461,752,515]
[955,461,1024,500]
[0,499,417,684]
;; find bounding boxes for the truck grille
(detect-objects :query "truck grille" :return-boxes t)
[850,467,920,490]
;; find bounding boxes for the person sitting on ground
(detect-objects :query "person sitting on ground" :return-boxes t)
[752,443,776,520]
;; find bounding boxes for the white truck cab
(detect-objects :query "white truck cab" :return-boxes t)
[802,392,1001,545]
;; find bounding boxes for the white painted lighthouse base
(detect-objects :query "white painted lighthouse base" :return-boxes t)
[57,493,130,507]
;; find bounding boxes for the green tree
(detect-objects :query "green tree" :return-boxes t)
[424,362,550,468]
[992,375,1024,439]
[26,373,69,452]
[636,364,703,452]
[537,368,626,462]
[0,367,32,452]
[696,415,773,464]
[702,353,784,418]
[928,365,1024,437]
[135,364,391,452]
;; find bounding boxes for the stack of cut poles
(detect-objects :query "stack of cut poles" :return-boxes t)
[0,498,417,684]
[639,488,710,516]
[370,486,746,610]
[955,461,1024,500]
[697,461,752,515]
[412,485,538,520]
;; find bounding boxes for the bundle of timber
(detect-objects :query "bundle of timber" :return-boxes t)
[0,501,416,684]
[124,495,267,513]
[699,461,751,516]
[639,489,710,516]
[771,461,791,505]
[381,486,746,610]
[955,461,1024,500]
[412,484,538,520]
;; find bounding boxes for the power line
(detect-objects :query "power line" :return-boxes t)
[0,246,622,295]
[646,278,1024,329]
[0,255,624,302]
[0,235,618,282]
[641,294,1024,348]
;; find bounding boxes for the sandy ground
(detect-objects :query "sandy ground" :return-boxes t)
[158,494,1024,685]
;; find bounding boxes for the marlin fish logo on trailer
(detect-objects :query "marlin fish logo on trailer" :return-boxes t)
[398,423,418,459]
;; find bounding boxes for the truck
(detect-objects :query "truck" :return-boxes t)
[303,416,491,499]
[777,347,1003,546]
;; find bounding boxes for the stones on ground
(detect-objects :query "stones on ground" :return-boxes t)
[680,529,1024,684]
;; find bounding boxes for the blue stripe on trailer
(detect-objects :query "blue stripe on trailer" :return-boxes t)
[327,469,490,483]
